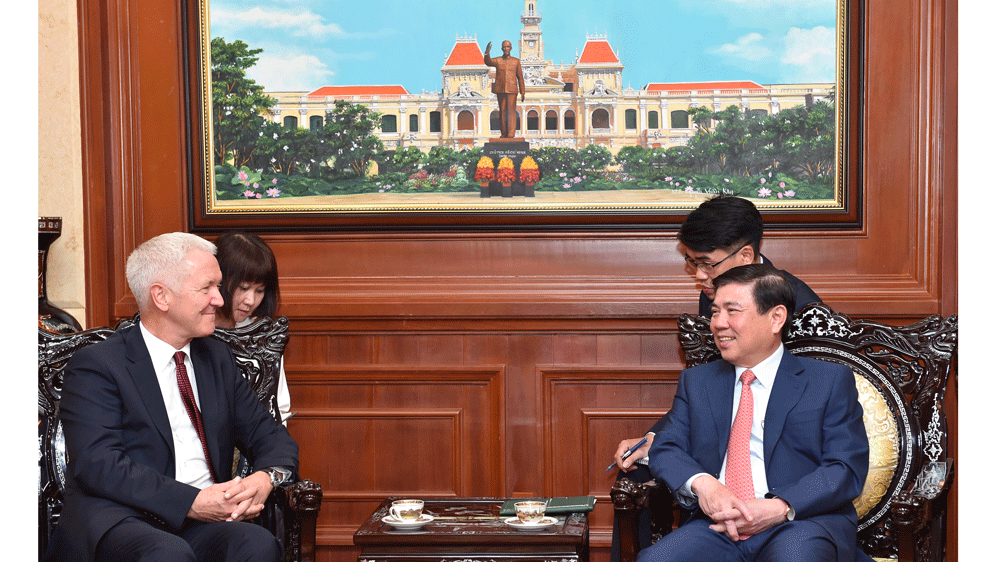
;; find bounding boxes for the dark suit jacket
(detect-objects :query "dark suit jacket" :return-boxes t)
[652,255,819,436]
[646,349,869,562]
[52,324,299,562]
[698,255,820,318]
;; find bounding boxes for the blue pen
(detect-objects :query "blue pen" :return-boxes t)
[606,436,649,471]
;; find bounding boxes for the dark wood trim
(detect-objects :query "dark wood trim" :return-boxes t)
[77,0,112,327]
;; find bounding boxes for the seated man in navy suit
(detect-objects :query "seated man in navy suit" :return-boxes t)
[639,264,868,562]
[610,196,822,559]
[49,232,298,562]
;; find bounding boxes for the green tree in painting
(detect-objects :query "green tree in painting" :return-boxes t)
[456,146,484,178]
[683,98,834,181]
[250,121,319,176]
[423,146,463,174]
[688,106,715,135]
[614,145,697,179]
[769,100,836,180]
[374,146,425,174]
[578,144,614,173]
[532,147,579,175]
[313,100,385,177]
[211,38,276,168]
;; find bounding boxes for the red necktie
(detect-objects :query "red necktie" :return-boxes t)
[726,369,756,539]
[174,351,215,482]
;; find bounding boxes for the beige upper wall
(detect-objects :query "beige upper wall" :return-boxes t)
[38,0,87,326]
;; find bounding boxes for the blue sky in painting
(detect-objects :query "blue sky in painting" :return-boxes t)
[209,0,836,92]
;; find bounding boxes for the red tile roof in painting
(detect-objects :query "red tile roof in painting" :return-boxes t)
[445,41,486,66]
[578,40,619,64]
[645,81,766,93]
[307,85,410,97]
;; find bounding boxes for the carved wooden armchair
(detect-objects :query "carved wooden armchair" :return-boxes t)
[39,315,321,562]
[611,304,957,562]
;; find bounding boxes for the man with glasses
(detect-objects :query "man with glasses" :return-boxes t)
[675,195,820,318]
[609,195,821,561]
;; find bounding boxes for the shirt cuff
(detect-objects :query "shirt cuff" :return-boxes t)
[679,472,711,507]
[766,493,795,521]
[784,502,796,521]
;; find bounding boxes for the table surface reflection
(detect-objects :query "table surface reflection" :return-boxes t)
[354,497,590,561]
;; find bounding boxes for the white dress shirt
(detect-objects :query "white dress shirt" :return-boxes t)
[139,322,214,489]
[680,343,786,504]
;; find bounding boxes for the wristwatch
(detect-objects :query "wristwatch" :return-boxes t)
[262,467,288,488]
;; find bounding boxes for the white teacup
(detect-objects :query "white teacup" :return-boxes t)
[514,501,546,524]
[390,499,424,521]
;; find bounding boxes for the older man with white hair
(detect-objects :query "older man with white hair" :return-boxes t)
[48,232,298,562]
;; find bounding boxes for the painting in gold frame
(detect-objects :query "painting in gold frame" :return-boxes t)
[192,0,860,229]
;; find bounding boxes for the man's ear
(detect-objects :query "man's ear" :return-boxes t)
[736,245,755,265]
[769,305,788,335]
[149,283,171,313]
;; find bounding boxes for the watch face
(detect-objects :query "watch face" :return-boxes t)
[528,41,536,47]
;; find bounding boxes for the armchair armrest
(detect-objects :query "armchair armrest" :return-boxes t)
[611,478,677,562]
[257,478,322,562]
[284,479,322,562]
[890,459,953,562]
[611,478,651,562]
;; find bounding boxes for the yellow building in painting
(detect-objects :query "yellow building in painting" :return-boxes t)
[265,0,833,156]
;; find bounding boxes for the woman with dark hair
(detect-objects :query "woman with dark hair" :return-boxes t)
[214,231,291,421]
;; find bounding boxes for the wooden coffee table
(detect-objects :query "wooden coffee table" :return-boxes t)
[354,497,590,562]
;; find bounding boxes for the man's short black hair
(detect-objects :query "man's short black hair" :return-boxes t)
[713,263,796,337]
[678,195,763,257]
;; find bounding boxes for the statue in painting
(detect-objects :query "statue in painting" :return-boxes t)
[483,40,525,138]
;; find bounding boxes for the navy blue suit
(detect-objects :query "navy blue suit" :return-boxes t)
[51,325,299,562]
[642,349,868,562]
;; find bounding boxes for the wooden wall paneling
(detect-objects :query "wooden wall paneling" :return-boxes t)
[78,0,194,322]
[76,0,958,561]
[77,0,116,326]
[539,367,682,547]
[287,364,505,549]
[77,1,958,321]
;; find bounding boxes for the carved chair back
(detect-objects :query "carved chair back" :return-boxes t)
[677,303,957,559]
[38,325,114,554]
[38,315,291,554]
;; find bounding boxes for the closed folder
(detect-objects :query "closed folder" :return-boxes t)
[499,496,597,516]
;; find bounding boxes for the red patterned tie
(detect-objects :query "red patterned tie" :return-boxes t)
[174,351,215,482]
[726,369,756,539]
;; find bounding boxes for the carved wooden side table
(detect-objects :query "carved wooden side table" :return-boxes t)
[354,497,590,562]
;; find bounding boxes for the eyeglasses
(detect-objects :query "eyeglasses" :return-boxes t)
[684,246,744,273]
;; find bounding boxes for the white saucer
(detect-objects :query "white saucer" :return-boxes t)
[503,516,558,530]
[382,513,434,530]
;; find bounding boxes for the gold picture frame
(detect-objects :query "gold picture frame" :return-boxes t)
[191,0,860,230]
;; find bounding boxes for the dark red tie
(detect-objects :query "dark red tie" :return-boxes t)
[174,351,215,482]
[726,369,756,539]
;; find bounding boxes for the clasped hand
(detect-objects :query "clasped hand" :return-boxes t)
[187,472,273,523]
[691,475,788,541]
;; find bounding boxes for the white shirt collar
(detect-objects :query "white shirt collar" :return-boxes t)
[139,320,192,369]
[734,343,784,390]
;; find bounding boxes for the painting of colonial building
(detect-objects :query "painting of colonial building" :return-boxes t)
[264,1,833,157]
